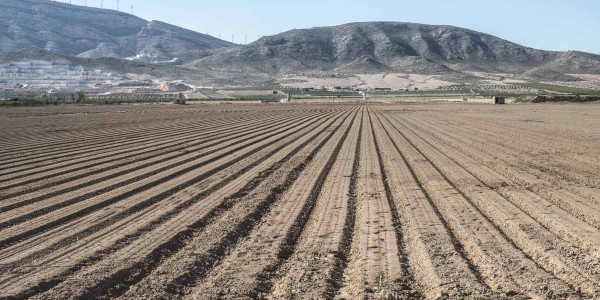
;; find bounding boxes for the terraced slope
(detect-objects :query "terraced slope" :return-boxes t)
[0,102,599,299]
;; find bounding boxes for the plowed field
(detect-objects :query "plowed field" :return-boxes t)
[1,103,600,299]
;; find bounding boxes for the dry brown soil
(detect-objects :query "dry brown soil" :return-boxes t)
[0,102,599,299]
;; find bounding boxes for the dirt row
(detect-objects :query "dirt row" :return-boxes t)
[1,103,599,299]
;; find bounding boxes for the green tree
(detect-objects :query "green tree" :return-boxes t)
[77,91,86,103]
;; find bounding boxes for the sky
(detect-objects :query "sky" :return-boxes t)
[57,0,600,54]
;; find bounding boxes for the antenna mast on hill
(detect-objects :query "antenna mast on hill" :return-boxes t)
[100,0,103,8]
[245,34,247,44]
[116,0,119,11]
[131,4,133,14]
[232,33,234,43]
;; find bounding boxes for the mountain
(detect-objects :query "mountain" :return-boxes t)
[193,22,600,76]
[0,0,234,64]
[1,1,600,87]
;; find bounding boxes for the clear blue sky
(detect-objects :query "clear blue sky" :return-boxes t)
[59,0,599,54]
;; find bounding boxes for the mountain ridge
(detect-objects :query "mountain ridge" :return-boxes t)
[0,0,235,64]
[2,1,600,86]
[193,21,600,76]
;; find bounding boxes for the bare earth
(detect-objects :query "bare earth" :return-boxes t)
[280,73,454,90]
[1,102,600,299]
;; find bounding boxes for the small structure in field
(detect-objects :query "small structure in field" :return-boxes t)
[493,96,505,104]
[280,93,292,103]
[173,93,186,105]
[359,90,368,101]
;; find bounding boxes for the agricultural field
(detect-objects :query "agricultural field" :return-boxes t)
[1,102,600,299]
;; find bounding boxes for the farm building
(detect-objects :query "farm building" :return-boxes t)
[493,96,505,104]
[279,93,293,103]
[173,93,186,105]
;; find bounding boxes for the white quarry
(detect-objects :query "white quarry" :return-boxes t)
[0,60,125,90]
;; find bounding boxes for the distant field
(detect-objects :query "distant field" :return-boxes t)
[514,82,600,94]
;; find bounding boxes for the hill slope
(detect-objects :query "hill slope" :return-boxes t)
[0,0,234,63]
[2,2,600,86]
[194,22,600,75]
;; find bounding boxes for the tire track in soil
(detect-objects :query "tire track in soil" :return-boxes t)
[267,107,363,300]
[383,109,600,297]
[0,110,328,251]
[0,108,356,299]
[374,107,577,299]
[186,108,358,300]
[370,110,492,299]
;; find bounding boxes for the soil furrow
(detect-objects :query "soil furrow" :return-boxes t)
[0,111,329,207]
[267,107,363,299]
[186,108,357,299]
[383,110,600,296]
[370,110,492,299]
[114,109,357,300]
[0,108,356,300]
[0,115,245,160]
[400,113,600,227]
[337,109,415,299]
[376,108,577,299]
[0,113,294,183]
[0,111,326,250]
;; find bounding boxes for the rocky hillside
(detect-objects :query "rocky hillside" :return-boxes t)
[1,1,600,85]
[0,47,271,86]
[194,22,600,75]
[0,0,234,64]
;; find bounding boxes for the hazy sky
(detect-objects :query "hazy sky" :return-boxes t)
[57,0,599,54]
